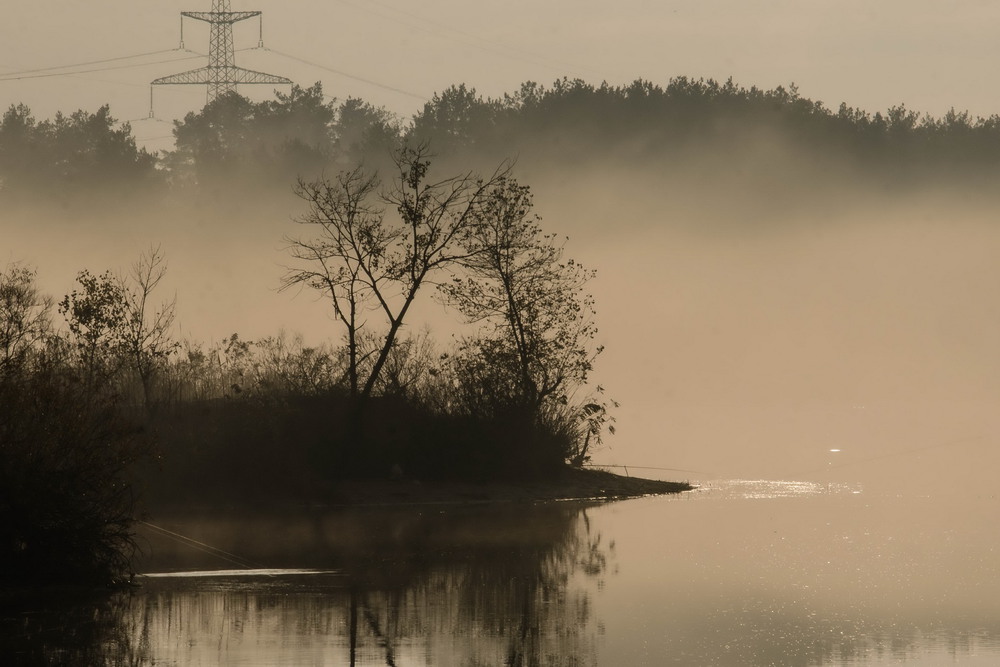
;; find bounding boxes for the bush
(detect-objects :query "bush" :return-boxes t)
[0,349,142,586]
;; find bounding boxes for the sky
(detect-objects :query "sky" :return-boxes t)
[3,0,1000,150]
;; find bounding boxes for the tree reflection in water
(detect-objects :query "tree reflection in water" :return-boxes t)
[0,589,144,666]
[2,501,608,666]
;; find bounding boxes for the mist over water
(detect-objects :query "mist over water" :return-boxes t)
[6,150,1000,663]
[6,162,1000,491]
[527,173,1000,496]
[12,488,1000,666]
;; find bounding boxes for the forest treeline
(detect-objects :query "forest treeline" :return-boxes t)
[4,76,1000,205]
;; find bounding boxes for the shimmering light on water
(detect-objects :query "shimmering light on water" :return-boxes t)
[693,478,861,499]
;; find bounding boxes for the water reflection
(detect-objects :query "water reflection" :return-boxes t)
[3,502,607,666]
[595,485,1000,666]
[6,487,1000,666]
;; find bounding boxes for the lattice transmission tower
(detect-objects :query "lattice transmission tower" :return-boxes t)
[152,0,291,104]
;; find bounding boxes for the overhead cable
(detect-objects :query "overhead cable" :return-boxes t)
[263,47,428,101]
[0,53,204,82]
[0,48,184,78]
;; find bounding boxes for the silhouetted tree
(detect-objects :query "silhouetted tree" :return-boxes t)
[334,97,403,167]
[441,177,609,470]
[0,103,156,200]
[166,84,333,188]
[59,269,129,394]
[119,246,178,415]
[0,263,52,373]
[283,145,510,402]
[166,83,404,190]
[0,268,141,586]
[408,84,502,155]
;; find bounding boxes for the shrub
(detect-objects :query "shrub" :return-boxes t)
[1,359,142,585]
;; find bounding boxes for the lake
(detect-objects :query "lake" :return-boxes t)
[5,477,999,666]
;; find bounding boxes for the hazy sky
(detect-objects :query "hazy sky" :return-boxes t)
[3,0,1000,147]
[6,1,1000,480]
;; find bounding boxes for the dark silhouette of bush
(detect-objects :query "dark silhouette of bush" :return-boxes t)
[139,383,580,508]
[0,353,143,586]
[1,264,145,587]
[138,394,342,508]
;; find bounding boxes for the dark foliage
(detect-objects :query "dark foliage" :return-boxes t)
[164,83,401,191]
[140,388,571,511]
[0,353,143,586]
[0,103,157,205]
[408,77,1000,180]
[1,265,152,588]
[7,75,1000,207]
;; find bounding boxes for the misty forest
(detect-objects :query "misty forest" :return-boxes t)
[6,72,1000,659]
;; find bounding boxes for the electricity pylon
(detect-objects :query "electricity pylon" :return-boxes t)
[152,0,291,103]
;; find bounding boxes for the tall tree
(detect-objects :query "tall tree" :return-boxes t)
[333,97,403,167]
[282,145,510,401]
[0,103,156,199]
[441,177,608,465]
[119,246,178,415]
[166,84,340,189]
[59,269,128,394]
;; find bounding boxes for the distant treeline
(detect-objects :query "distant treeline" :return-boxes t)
[4,77,1000,203]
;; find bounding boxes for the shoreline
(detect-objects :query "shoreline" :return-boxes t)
[324,467,694,507]
[138,467,695,515]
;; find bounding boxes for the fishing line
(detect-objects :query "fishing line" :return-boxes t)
[585,463,714,476]
[138,519,264,571]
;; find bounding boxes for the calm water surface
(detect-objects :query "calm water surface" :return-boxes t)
[6,480,1000,666]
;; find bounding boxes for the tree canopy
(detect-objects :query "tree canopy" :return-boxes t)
[5,75,1000,205]
[0,103,157,201]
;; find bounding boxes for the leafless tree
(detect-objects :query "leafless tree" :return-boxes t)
[119,245,178,414]
[283,145,510,402]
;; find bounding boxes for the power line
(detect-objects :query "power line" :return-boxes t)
[263,47,428,101]
[2,43,428,109]
[129,116,174,125]
[0,48,182,78]
[152,0,291,103]
[0,53,204,82]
